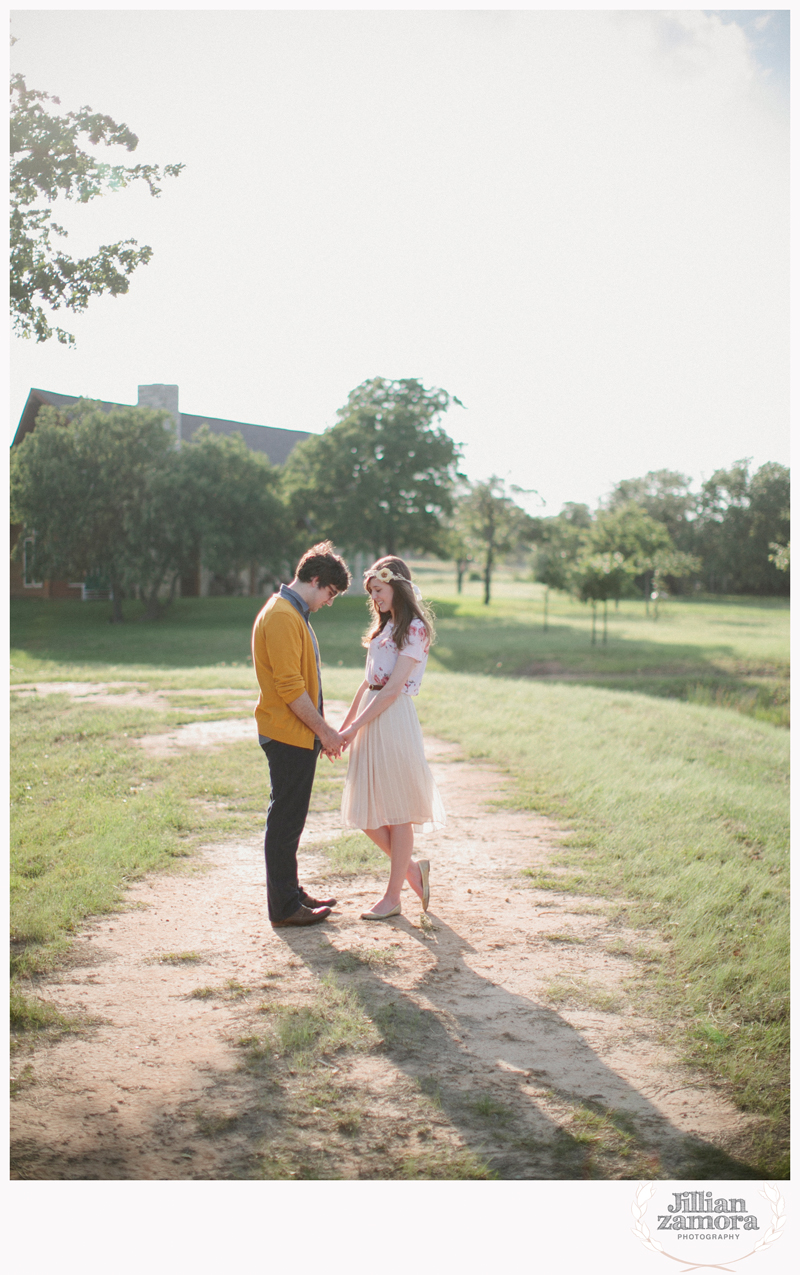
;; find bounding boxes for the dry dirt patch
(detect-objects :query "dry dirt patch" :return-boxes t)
[12,681,173,712]
[10,694,762,1179]
[12,681,256,720]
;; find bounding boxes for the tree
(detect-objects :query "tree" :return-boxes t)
[589,501,673,611]
[455,476,537,605]
[442,519,475,593]
[284,378,463,558]
[10,400,179,621]
[603,469,696,548]
[181,427,291,598]
[121,448,190,619]
[10,404,295,620]
[532,503,593,630]
[769,536,790,573]
[644,548,702,619]
[693,460,790,595]
[745,464,791,592]
[117,428,290,616]
[569,551,638,645]
[590,502,672,560]
[10,70,183,345]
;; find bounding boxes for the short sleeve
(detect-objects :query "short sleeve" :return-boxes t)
[400,618,429,662]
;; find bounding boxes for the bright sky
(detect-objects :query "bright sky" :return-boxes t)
[9,6,789,517]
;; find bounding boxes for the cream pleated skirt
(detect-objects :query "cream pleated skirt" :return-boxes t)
[341,689,446,835]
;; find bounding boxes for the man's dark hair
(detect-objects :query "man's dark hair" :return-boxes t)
[295,541,351,592]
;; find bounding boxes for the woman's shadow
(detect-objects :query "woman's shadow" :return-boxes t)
[279,914,760,1180]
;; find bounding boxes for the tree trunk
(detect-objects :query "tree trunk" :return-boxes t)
[602,598,608,645]
[143,587,164,621]
[456,560,466,593]
[109,580,124,624]
[483,536,494,605]
[543,587,549,632]
[591,600,596,645]
[142,563,176,620]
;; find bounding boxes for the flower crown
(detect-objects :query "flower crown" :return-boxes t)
[365,566,422,599]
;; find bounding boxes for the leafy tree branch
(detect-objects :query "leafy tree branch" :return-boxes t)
[10,70,183,345]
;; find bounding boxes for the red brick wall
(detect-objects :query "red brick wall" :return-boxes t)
[10,523,82,598]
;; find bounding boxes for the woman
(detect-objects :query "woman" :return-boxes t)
[340,557,446,920]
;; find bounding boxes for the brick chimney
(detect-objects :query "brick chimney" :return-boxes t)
[138,384,180,441]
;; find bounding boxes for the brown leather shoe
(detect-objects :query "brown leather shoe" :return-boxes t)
[300,888,337,909]
[271,904,331,928]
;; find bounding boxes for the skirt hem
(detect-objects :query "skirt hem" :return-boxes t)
[341,690,446,835]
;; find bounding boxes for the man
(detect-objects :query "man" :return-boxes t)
[252,541,351,928]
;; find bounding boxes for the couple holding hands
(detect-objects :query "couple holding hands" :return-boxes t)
[251,542,445,928]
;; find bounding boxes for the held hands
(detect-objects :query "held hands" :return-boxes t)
[320,724,346,761]
[321,723,358,761]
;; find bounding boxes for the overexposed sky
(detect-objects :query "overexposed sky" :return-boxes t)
[9,7,789,515]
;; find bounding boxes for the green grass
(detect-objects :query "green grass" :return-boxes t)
[9,581,789,1172]
[543,977,624,1015]
[415,671,789,1169]
[581,673,788,729]
[550,1101,642,1178]
[10,989,82,1035]
[396,1147,495,1179]
[371,1000,428,1049]
[314,831,387,876]
[194,1110,241,1138]
[333,947,399,972]
[10,595,264,675]
[8,682,355,982]
[470,1094,513,1121]
[242,973,381,1069]
[10,694,198,977]
[11,576,788,726]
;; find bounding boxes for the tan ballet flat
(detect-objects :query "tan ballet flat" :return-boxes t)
[360,903,401,921]
[418,859,430,912]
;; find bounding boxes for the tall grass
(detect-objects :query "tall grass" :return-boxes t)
[412,671,789,1165]
[10,695,198,980]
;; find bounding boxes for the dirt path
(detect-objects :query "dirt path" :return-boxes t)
[11,694,762,1180]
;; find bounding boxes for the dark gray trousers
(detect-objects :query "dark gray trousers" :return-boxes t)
[260,737,320,921]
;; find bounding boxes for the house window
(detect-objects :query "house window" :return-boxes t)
[23,536,43,588]
[81,572,111,601]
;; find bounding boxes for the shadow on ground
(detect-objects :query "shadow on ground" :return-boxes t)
[279,918,762,1180]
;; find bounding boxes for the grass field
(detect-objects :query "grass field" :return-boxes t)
[416,672,789,1165]
[11,568,788,725]
[9,573,790,1173]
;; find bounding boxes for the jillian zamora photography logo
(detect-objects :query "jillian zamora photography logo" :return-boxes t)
[631,1183,786,1269]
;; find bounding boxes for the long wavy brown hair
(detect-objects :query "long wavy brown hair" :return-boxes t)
[362,556,436,653]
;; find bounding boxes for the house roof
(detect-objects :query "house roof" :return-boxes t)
[12,389,311,465]
[177,411,308,464]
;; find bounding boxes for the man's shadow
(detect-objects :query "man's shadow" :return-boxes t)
[278,914,760,1180]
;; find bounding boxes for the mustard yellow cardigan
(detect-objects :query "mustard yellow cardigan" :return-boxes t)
[251,595,320,749]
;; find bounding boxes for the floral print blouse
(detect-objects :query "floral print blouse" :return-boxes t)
[365,618,430,696]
